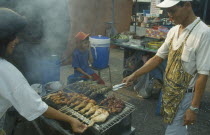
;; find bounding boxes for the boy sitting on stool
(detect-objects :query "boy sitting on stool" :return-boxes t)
[67,32,105,84]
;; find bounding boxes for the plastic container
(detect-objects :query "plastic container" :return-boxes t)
[147,42,163,49]
[89,35,110,69]
[40,55,60,84]
[143,10,150,16]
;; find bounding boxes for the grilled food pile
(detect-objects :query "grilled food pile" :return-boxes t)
[68,81,112,98]
[45,91,110,126]
[100,96,125,113]
[44,81,125,127]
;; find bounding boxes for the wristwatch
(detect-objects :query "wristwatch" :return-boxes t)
[189,106,199,114]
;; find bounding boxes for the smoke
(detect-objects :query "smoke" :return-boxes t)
[0,0,71,84]
[14,0,70,54]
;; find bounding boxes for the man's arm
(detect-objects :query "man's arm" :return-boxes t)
[123,55,164,84]
[43,106,87,133]
[184,74,208,125]
[76,67,92,79]
[88,47,93,64]
[191,74,208,107]
[134,55,164,77]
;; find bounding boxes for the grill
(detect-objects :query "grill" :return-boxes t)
[43,81,136,135]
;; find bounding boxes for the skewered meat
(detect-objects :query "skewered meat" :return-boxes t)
[70,99,83,107]
[84,89,93,95]
[75,98,96,110]
[49,91,69,104]
[74,101,88,110]
[81,96,90,100]
[70,96,92,107]
[88,99,96,104]
[70,95,90,107]
[68,81,111,96]
[90,108,106,118]
[84,105,99,116]
[67,95,80,104]
[56,98,69,104]
[45,90,64,99]
[79,103,95,114]
[67,92,77,97]
[88,110,109,127]
[67,94,86,105]
[89,87,112,97]
[100,96,125,113]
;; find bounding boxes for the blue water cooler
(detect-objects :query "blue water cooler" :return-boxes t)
[89,35,110,69]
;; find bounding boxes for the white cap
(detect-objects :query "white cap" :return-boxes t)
[156,0,192,8]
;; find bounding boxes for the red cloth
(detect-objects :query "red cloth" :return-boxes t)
[81,73,105,84]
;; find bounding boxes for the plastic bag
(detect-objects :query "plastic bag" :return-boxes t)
[134,73,154,98]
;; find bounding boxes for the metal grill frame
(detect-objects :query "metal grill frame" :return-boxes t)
[95,101,135,133]
[43,83,136,134]
[58,101,135,134]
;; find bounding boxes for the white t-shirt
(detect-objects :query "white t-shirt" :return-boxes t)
[156,17,210,88]
[0,59,48,121]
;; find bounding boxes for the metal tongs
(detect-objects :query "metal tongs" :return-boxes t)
[112,83,126,91]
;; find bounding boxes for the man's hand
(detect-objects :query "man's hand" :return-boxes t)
[183,109,197,126]
[70,118,87,133]
[122,73,137,86]
[87,75,93,80]
[122,55,163,86]
[43,107,88,133]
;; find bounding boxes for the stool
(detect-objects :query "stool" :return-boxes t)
[91,65,112,86]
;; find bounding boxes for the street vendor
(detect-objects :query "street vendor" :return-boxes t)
[0,8,87,134]
[123,0,210,135]
[67,32,105,84]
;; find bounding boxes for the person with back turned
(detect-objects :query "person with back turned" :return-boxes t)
[123,0,210,134]
[0,8,87,135]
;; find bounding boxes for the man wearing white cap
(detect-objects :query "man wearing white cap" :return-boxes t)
[123,0,210,134]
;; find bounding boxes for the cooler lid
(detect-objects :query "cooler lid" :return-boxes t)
[89,35,110,44]
[90,35,109,39]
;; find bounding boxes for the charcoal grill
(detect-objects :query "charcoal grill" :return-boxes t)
[43,81,136,135]
[57,101,135,135]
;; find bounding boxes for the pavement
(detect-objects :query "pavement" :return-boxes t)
[8,47,210,135]
[61,47,210,135]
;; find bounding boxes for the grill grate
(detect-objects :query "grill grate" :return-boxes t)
[44,81,136,134]
[97,101,135,133]
[59,106,91,124]
[58,101,135,134]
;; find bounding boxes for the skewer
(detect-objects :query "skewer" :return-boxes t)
[62,107,77,117]
[64,108,74,115]
[66,109,86,123]
[59,105,69,112]
[64,87,76,93]
[98,106,109,109]
[60,105,72,112]
[60,106,90,124]
[43,93,58,99]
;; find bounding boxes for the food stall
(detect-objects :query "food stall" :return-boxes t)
[110,0,169,98]
[111,0,170,80]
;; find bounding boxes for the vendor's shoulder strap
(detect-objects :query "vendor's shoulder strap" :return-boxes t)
[184,19,201,44]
